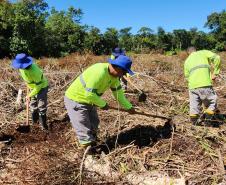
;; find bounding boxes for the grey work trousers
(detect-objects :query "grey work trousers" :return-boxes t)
[30,87,48,115]
[64,96,100,144]
[189,86,217,115]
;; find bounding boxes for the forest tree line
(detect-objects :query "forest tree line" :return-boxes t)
[0,0,225,58]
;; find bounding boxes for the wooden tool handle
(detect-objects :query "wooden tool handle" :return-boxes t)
[109,105,171,120]
[26,87,29,126]
[123,75,143,93]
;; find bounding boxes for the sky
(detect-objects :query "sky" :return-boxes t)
[45,0,225,34]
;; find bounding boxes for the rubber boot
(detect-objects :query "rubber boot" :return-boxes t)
[215,114,225,126]
[79,141,97,156]
[215,114,225,121]
[214,109,225,123]
[31,111,39,125]
[39,114,48,130]
[190,115,201,126]
[204,113,219,127]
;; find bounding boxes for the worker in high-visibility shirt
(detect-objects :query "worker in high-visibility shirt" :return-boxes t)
[184,47,221,126]
[64,55,135,147]
[110,47,125,59]
[12,53,49,130]
[110,47,129,90]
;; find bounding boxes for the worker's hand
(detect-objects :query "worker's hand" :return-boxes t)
[127,107,136,114]
[101,103,109,110]
[212,74,218,81]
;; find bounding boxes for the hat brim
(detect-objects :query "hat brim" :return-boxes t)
[12,57,33,69]
[127,69,135,76]
[108,58,134,75]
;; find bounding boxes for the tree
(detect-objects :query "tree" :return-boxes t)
[103,28,119,54]
[119,27,133,51]
[172,29,191,50]
[133,27,156,53]
[67,6,83,23]
[0,1,225,57]
[205,10,226,51]
[0,0,13,57]
[156,27,173,51]
[189,28,216,50]
[9,0,48,57]
[45,7,85,56]
[138,27,153,37]
[84,26,104,55]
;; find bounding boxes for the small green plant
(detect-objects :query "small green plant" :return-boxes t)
[165,50,176,56]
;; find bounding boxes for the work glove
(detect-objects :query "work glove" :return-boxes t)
[101,103,109,110]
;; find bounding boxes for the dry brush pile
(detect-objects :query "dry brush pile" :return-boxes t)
[0,52,226,185]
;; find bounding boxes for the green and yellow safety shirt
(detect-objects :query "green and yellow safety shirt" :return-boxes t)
[19,63,48,97]
[65,63,132,110]
[184,50,220,89]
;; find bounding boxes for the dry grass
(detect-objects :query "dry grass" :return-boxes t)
[0,52,226,184]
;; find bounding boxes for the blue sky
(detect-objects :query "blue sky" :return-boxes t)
[46,0,225,34]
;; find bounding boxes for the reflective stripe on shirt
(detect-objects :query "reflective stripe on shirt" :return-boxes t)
[189,64,210,75]
[79,75,103,96]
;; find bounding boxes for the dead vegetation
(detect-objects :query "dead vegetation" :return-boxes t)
[0,52,226,184]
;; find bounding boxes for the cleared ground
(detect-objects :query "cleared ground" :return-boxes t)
[0,52,226,184]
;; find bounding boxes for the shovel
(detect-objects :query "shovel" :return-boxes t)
[123,75,147,102]
[16,87,31,133]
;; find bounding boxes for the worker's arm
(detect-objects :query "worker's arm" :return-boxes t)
[85,91,107,108]
[111,80,132,110]
[28,83,43,97]
[20,66,44,97]
[28,72,44,97]
[211,55,220,75]
[203,50,221,75]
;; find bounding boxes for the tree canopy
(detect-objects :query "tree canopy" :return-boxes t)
[0,0,225,58]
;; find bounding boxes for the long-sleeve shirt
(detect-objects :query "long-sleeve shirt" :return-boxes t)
[65,63,132,110]
[19,63,48,97]
[184,50,221,89]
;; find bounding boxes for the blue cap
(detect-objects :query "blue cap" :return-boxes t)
[108,55,134,75]
[112,47,125,57]
[12,53,33,69]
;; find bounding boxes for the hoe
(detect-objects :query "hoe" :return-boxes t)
[123,75,147,102]
[109,106,171,121]
[16,87,31,133]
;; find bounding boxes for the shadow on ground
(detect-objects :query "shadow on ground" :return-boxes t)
[95,120,174,154]
[0,134,15,144]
